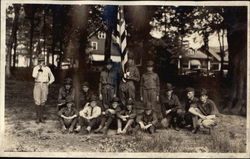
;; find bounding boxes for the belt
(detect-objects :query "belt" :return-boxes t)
[35,81,48,84]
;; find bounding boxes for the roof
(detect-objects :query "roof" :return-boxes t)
[208,46,229,62]
[172,49,212,60]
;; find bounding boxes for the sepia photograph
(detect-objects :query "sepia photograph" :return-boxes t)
[1,0,249,158]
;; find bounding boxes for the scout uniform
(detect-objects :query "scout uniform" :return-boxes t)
[58,101,78,133]
[136,105,158,134]
[119,53,140,106]
[116,99,137,134]
[32,54,55,123]
[190,89,219,130]
[79,82,94,108]
[57,77,75,111]
[94,97,122,135]
[99,59,117,109]
[183,87,199,133]
[140,60,160,111]
[77,95,102,133]
[160,83,184,130]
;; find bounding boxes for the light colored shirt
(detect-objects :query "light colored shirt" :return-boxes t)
[32,65,55,84]
[79,104,101,119]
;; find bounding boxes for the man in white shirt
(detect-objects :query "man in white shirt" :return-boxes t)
[75,95,101,134]
[32,54,55,124]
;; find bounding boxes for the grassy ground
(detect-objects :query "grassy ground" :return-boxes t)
[4,80,246,152]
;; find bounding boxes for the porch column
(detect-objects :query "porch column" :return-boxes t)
[208,60,211,71]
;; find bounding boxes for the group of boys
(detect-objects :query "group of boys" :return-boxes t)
[56,52,219,135]
[32,53,219,135]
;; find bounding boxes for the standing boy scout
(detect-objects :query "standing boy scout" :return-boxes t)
[32,54,55,124]
[94,97,122,135]
[160,83,184,131]
[57,77,75,111]
[99,59,117,109]
[116,99,137,134]
[58,101,78,133]
[136,104,158,134]
[119,52,140,106]
[140,60,160,111]
[189,89,219,133]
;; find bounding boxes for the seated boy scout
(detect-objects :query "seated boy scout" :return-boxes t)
[57,77,75,111]
[94,97,122,135]
[183,87,199,133]
[76,95,102,134]
[189,89,219,133]
[58,101,78,133]
[117,98,137,134]
[136,104,158,134]
[160,83,184,131]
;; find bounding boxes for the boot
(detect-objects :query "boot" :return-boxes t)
[40,106,45,123]
[35,105,40,124]
[94,126,103,133]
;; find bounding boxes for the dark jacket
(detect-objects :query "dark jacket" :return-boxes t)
[194,99,220,116]
[58,107,77,117]
[136,111,158,126]
[117,109,137,119]
[123,63,140,82]
[161,93,182,116]
[184,97,199,112]
[58,87,75,104]
[79,90,94,106]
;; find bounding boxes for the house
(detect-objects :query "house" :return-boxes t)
[171,46,229,76]
[86,31,121,63]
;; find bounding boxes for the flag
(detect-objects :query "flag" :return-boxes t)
[115,6,128,72]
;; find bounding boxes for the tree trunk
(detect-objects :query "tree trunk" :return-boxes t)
[6,4,21,78]
[104,19,112,61]
[29,7,35,68]
[224,7,247,115]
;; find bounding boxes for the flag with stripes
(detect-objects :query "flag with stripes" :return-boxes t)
[115,6,128,72]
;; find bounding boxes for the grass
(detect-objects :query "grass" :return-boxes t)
[4,79,247,153]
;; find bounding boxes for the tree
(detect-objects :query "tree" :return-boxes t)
[223,7,247,115]
[6,4,21,77]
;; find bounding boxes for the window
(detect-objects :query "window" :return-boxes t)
[98,32,106,39]
[91,42,98,50]
[212,64,220,70]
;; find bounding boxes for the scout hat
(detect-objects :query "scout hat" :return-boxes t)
[128,51,134,59]
[144,102,153,111]
[146,60,154,67]
[64,77,73,85]
[111,97,120,103]
[166,83,175,91]
[66,101,75,106]
[186,87,195,93]
[106,58,113,65]
[126,98,134,105]
[90,95,98,102]
[200,88,208,96]
[38,54,45,62]
[81,81,89,88]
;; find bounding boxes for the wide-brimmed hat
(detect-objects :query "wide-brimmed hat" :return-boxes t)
[186,87,195,93]
[111,97,120,103]
[126,98,134,105]
[165,83,175,91]
[106,58,113,65]
[38,54,45,61]
[144,102,153,111]
[200,88,208,96]
[81,81,89,87]
[66,101,75,106]
[90,95,98,102]
[146,60,154,67]
[64,77,73,85]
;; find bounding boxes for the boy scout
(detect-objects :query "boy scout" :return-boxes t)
[79,81,94,108]
[94,97,122,135]
[183,87,199,133]
[140,60,160,112]
[57,77,75,111]
[136,103,158,134]
[119,52,140,106]
[160,83,184,131]
[189,89,219,133]
[58,101,78,133]
[99,59,117,109]
[32,54,55,124]
[76,95,102,134]
[117,99,137,134]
